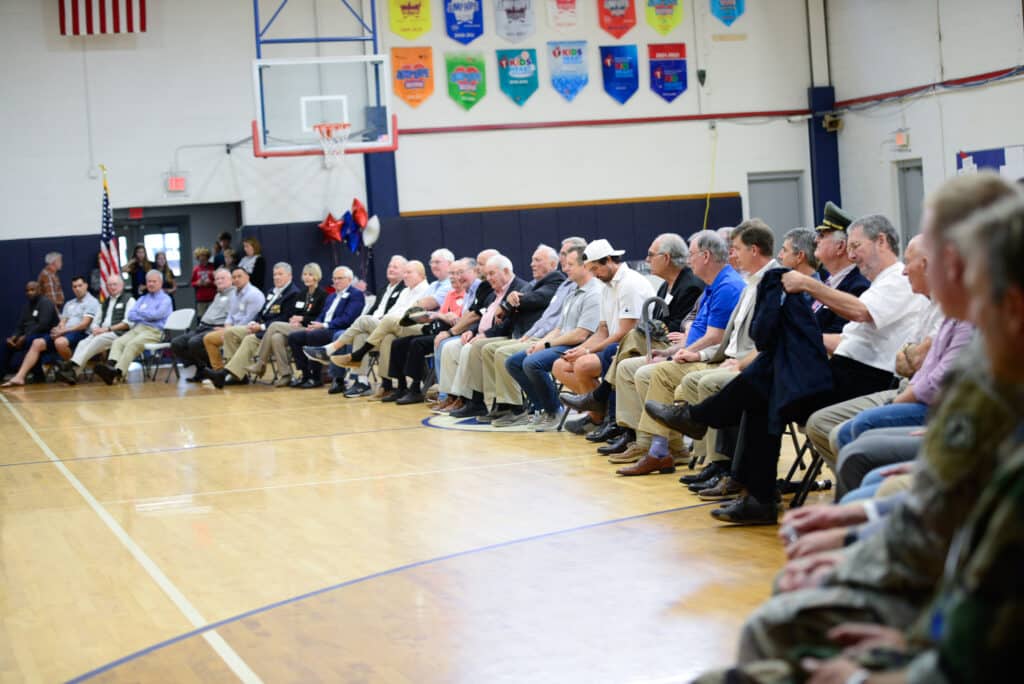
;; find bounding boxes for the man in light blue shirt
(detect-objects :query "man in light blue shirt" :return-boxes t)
[96,270,173,384]
[417,248,455,309]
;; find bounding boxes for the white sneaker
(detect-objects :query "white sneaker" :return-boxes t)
[534,409,565,432]
[493,410,533,428]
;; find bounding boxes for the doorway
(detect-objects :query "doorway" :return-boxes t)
[747,172,806,249]
[896,159,924,252]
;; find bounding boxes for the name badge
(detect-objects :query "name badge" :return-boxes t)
[266,293,274,300]
[664,294,673,305]
[115,303,124,309]
[32,310,38,316]
[270,305,280,314]
[341,292,349,299]
[140,302,148,310]
[295,302,305,309]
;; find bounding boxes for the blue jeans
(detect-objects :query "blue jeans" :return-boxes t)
[505,346,569,414]
[327,329,352,380]
[835,401,928,452]
[840,464,891,503]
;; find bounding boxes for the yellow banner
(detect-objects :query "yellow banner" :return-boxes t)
[645,0,682,36]
[390,0,432,40]
[392,47,435,108]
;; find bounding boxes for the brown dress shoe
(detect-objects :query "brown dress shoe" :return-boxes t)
[698,475,745,501]
[440,398,464,414]
[608,443,647,464]
[332,353,362,369]
[616,453,676,476]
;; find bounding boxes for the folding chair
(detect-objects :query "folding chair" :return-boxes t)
[779,422,832,508]
[142,308,196,382]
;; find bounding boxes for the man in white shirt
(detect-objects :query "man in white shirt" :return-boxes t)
[58,275,135,384]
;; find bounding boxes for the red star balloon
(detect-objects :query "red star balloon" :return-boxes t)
[318,213,342,243]
[351,198,368,229]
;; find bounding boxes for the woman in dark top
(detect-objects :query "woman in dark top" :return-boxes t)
[123,244,151,296]
[153,251,177,299]
[239,237,266,291]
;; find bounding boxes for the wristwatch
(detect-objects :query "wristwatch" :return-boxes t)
[544,341,551,349]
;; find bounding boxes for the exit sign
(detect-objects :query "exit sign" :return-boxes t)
[163,172,190,197]
[166,175,187,192]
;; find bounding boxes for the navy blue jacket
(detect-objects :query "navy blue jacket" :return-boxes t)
[317,287,365,331]
[744,268,834,435]
[816,266,870,334]
[486,276,530,338]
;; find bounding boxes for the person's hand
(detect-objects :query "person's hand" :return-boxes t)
[829,623,907,655]
[786,527,848,559]
[308,321,325,329]
[460,331,474,344]
[667,331,687,343]
[5,336,17,349]
[562,346,589,362]
[781,503,867,537]
[288,315,303,325]
[801,656,864,684]
[247,322,261,333]
[673,348,699,363]
[506,291,521,308]
[878,462,913,477]
[527,341,545,355]
[650,347,671,360]
[720,358,741,371]
[782,270,812,294]
[777,550,843,593]
[92,326,109,336]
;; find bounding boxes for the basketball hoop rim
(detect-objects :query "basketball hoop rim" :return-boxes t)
[250,115,399,158]
[313,122,352,140]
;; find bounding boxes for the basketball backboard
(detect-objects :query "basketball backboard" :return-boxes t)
[251,55,397,158]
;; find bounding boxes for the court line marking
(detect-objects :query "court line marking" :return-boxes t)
[0,394,262,684]
[69,499,718,682]
[100,454,584,505]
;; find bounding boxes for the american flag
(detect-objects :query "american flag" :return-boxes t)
[59,0,147,36]
[98,173,120,300]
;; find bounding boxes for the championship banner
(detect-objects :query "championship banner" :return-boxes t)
[648,43,687,102]
[546,0,580,32]
[645,0,681,35]
[445,0,483,44]
[390,0,431,40]
[711,0,744,26]
[548,41,588,102]
[497,49,539,105]
[392,47,435,108]
[598,0,636,39]
[446,52,487,110]
[495,0,536,42]
[600,44,638,104]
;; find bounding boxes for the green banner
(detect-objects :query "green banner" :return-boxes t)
[446,52,487,110]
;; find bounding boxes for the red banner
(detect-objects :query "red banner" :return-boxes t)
[598,0,636,39]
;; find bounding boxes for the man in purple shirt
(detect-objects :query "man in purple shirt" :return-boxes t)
[95,271,173,385]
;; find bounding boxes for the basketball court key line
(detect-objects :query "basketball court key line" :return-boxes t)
[0,394,262,684]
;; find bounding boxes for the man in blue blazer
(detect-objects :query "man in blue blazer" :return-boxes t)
[288,266,365,388]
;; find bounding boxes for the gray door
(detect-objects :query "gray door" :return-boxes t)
[897,160,924,252]
[747,172,805,251]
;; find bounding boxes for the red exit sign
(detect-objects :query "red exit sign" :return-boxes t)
[166,175,187,192]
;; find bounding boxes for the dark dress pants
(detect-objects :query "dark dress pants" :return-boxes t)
[288,327,336,379]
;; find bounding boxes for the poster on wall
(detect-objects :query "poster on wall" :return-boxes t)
[389,0,432,40]
[956,145,1024,180]
[446,52,487,110]
[495,0,536,42]
[548,40,589,102]
[710,0,744,27]
[598,0,636,38]
[497,49,539,105]
[546,0,580,32]
[648,43,687,102]
[646,0,682,35]
[392,47,435,108]
[445,0,484,44]
[600,44,639,104]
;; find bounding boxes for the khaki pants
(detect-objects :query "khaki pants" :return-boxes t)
[805,390,897,471]
[438,336,465,394]
[367,315,425,380]
[204,326,247,370]
[332,315,380,373]
[225,332,265,380]
[255,321,299,374]
[482,338,534,406]
[634,360,713,448]
[110,325,163,376]
[71,331,118,368]
[676,366,732,463]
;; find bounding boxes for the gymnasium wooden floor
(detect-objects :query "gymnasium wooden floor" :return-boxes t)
[0,368,808,683]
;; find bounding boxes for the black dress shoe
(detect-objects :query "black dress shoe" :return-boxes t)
[564,415,596,435]
[450,401,487,418]
[680,460,729,485]
[596,429,636,455]
[380,389,405,402]
[207,368,228,389]
[94,363,118,386]
[224,373,249,386]
[298,378,323,389]
[559,390,605,414]
[689,473,724,493]
[395,391,425,405]
[289,376,306,388]
[710,495,778,525]
[327,380,347,395]
[586,421,623,443]
[644,400,708,439]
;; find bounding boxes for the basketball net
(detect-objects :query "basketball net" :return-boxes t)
[313,123,351,168]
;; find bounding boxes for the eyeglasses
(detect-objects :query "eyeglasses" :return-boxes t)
[646,251,664,258]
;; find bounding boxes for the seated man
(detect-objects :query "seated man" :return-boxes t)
[206,262,300,388]
[502,244,603,426]
[282,266,364,388]
[0,281,60,382]
[3,275,99,387]
[94,270,173,385]
[171,268,242,379]
[809,202,871,335]
[58,274,136,384]
[650,214,932,524]
[553,238,656,431]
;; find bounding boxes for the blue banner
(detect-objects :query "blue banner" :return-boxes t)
[600,44,638,105]
[445,0,484,45]
[497,49,539,106]
[548,41,588,102]
[648,43,687,103]
[711,0,744,27]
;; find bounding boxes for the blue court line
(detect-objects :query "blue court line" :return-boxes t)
[0,424,426,469]
[68,500,718,683]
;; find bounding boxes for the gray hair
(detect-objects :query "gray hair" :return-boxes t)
[462,257,478,270]
[561,236,588,248]
[488,254,514,273]
[784,228,820,269]
[214,267,232,278]
[535,243,559,263]
[389,254,408,266]
[333,266,354,280]
[272,262,292,275]
[145,269,163,280]
[302,262,322,281]
[431,248,455,263]
[955,193,1024,302]
[850,214,900,256]
[564,244,586,265]
[690,230,729,264]
[45,251,62,265]
[716,227,735,241]
[655,233,690,268]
